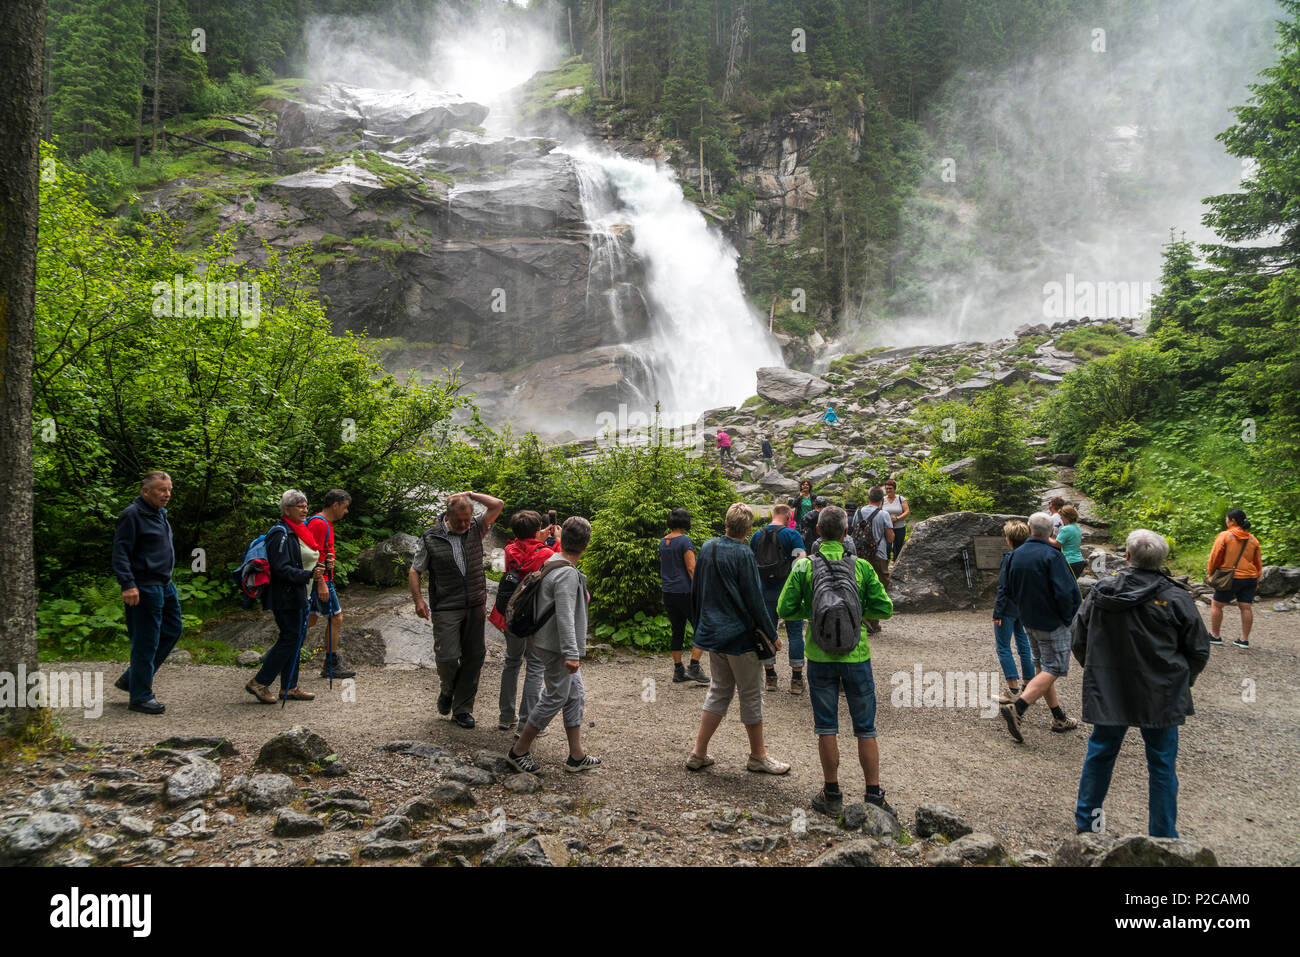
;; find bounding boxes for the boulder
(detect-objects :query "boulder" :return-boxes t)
[939,457,976,479]
[0,812,84,861]
[1089,550,1127,579]
[843,802,903,839]
[758,470,801,496]
[351,533,420,587]
[237,774,299,812]
[756,367,831,405]
[809,839,880,867]
[1052,833,1217,867]
[254,726,334,770]
[914,804,973,840]
[889,512,1025,612]
[803,462,843,485]
[791,438,836,458]
[1258,565,1300,598]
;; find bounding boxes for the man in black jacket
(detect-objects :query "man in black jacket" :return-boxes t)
[111,471,182,714]
[1071,529,1211,838]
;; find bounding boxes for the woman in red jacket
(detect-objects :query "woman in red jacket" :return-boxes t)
[1208,508,1263,649]
[494,510,561,732]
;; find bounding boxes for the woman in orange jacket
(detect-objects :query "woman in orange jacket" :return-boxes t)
[1207,508,1263,649]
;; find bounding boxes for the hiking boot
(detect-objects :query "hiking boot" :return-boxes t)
[245,678,277,704]
[685,752,715,772]
[437,691,452,716]
[746,754,791,775]
[999,703,1024,743]
[789,674,805,695]
[319,655,355,680]
[765,671,779,692]
[811,788,843,818]
[453,712,476,729]
[865,789,897,817]
[673,664,691,683]
[1233,638,1250,650]
[564,754,602,773]
[506,749,542,775]
[687,661,710,684]
[997,686,1021,706]
[128,698,165,715]
[1208,635,1224,645]
[284,686,315,701]
[1050,715,1078,733]
[114,674,129,693]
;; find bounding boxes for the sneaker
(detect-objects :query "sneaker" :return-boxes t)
[1208,635,1224,645]
[114,674,129,693]
[997,686,1021,706]
[1233,639,1250,650]
[128,698,165,715]
[811,788,843,818]
[999,703,1024,743]
[1050,716,1078,733]
[765,671,779,693]
[319,656,356,680]
[245,678,277,704]
[864,789,897,817]
[453,712,476,729]
[789,674,805,695]
[506,749,542,775]
[284,686,315,701]
[498,717,516,731]
[685,752,715,772]
[687,661,710,685]
[437,691,452,716]
[746,754,791,775]
[565,754,602,773]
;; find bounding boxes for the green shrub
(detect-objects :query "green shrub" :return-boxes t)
[1076,420,1150,501]
[1044,343,1175,453]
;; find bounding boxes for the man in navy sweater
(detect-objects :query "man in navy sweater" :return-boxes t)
[111,471,182,714]
[999,511,1082,742]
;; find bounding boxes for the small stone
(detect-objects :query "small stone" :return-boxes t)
[164,822,192,839]
[170,649,193,664]
[600,841,628,856]
[255,726,333,770]
[25,782,85,810]
[379,740,448,759]
[163,757,223,807]
[137,838,169,858]
[429,782,477,807]
[445,766,495,787]
[236,650,263,667]
[926,833,1005,866]
[810,839,880,867]
[502,835,570,867]
[843,802,903,839]
[273,809,325,838]
[0,812,84,861]
[166,849,198,863]
[316,797,371,815]
[914,803,972,840]
[313,849,352,866]
[369,815,412,842]
[119,815,154,838]
[501,774,541,795]
[1016,849,1051,866]
[358,839,424,860]
[472,751,515,775]
[86,832,122,857]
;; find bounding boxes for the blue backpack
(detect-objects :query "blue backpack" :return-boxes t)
[232,525,282,604]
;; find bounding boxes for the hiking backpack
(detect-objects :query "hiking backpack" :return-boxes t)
[810,553,863,655]
[503,559,574,638]
[232,525,283,603]
[754,526,793,585]
[852,506,883,558]
[493,567,523,618]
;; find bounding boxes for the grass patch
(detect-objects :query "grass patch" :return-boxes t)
[514,55,596,120]
[1053,322,1128,360]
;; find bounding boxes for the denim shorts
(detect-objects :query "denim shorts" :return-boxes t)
[808,659,877,738]
[1026,625,1071,677]
[311,580,341,616]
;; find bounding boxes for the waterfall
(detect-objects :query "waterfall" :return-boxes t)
[561,141,783,422]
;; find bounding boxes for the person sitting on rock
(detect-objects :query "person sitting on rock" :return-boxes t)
[1072,529,1210,838]
[778,506,895,819]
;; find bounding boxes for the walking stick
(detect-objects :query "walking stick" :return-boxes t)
[326,610,334,689]
[960,547,977,612]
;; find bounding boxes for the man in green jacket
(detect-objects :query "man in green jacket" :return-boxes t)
[778,506,895,818]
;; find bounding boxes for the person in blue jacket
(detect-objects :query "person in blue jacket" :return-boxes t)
[993,520,1037,705]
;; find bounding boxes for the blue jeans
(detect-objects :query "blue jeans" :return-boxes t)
[1075,724,1179,838]
[808,659,877,737]
[762,588,804,667]
[120,581,183,705]
[993,617,1035,683]
[257,607,309,692]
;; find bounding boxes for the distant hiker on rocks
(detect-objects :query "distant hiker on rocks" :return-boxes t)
[1057,505,1085,580]
[822,405,840,426]
[409,490,504,728]
[112,470,182,715]
[751,503,809,693]
[998,512,1081,741]
[881,479,910,563]
[993,520,1037,705]
[306,489,354,679]
[778,506,895,819]
[761,435,775,474]
[852,487,895,634]
[1072,529,1210,838]
[1207,508,1263,649]
[245,489,326,705]
[686,503,789,776]
[506,516,602,775]
[716,429,734,465]
[661,508,708,685]
[493,510,560,732]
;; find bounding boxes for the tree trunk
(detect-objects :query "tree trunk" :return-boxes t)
[0,0,46,738]
[596,0,607,99]
[568,5,575,56]
[152,0,161,155]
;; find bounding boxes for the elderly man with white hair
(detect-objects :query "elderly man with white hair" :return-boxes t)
[1070,529,1210,837]
[999,511,1082,741]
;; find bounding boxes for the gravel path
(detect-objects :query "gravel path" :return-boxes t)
[40,602,1300,866]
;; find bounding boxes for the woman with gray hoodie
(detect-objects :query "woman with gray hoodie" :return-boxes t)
[506,516,602,774]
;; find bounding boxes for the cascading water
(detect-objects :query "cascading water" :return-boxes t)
[561,141,783,421]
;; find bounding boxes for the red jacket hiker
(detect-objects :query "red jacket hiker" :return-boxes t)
[489,537,557,631]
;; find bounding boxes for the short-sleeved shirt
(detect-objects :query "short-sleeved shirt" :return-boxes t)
[749,524,807,591]
[1052,512,1064,532]
[882,495,907,528]
[854,505,894,560]
[1057,523,1084,564]
[659,534,695,594]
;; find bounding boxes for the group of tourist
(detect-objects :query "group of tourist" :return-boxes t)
[109,467,1266,837]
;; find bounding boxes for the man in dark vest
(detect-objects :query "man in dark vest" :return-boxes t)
[408,490,503,728]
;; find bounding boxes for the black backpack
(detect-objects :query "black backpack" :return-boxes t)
[852,506,883,558]
[810,553,862,655]
[503,559,574,638]
[493,567,523,618]
[754,526,792,584]
[801,509,821,553]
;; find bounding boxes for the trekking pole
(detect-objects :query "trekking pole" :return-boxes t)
[326,610,333,690]
[284,604,310,709]
[960,547,977,612]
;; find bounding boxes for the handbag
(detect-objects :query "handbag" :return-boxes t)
[1207,537,1249,590]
